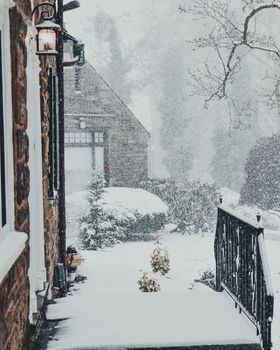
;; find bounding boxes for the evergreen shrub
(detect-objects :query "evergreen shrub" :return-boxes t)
[150,233,170,275]
[240,134,280,210]
[140,178,219,234]
[138,272,160,292]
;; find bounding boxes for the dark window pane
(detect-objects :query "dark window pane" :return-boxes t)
[48,68,60,197]
[0,32,7,227]
[53,74,59,191]
[48,67,54,198]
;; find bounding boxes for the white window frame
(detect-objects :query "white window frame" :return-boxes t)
[26,32,47,322]
[0,0,28,285]
[94,131,104,144]
[65,131,93,145]
[0,2,14,235]
[0,39,6,230]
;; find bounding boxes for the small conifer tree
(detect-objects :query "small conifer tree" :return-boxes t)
[150,232,170,275]
[80,174,123,250]
[138,272,160,292]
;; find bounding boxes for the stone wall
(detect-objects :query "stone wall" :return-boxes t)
[39,55,60,283]
[0,247,30,350]
[0,1,60,349]
[0,3,32,349]
[64,62,150,189]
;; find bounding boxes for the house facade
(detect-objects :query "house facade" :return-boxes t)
[0,1,62,348]
[64,60,150,194]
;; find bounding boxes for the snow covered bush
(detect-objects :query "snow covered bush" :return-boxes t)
[79,177,169,249]
[101,187,168,242]
[240,134,280,211]
[173,182,219,234]
[119,212,167,241]
[150,233,170,275]
[79,175,124,250]
[194,269,215,290]
[139,178,178,220]
[141,178,219,234]
[138,272,160,292]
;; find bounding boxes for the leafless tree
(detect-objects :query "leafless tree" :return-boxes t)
[180,0,280,118]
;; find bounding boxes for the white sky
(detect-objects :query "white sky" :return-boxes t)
[64,0,146,45]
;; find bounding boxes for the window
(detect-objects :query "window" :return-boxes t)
[65,132,92,145]
[94,132,104,144]
[48,67,59,198]
[0,31,6,228]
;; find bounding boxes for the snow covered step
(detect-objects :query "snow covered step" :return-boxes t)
[46,287,260,350]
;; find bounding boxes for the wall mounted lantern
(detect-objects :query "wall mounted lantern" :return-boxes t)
[36,20,61,55]
[32,2,61,56]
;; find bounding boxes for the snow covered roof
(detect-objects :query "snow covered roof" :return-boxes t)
[64,61,150,136]
[65,113,116,118]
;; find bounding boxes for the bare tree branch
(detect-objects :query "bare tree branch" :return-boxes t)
[183,1,280,104]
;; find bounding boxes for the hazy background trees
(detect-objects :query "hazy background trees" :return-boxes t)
[240,134,280,210]
[89,10,133,104]
[158,44,192,181]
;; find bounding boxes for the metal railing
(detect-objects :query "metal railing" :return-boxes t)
[215,202,274,350]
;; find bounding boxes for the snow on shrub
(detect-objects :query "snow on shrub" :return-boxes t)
[101,187,169,241]
[102,187,169,219]
[79,175,169,250]
[150,233,170,275]
[194,269,215,290]
[140,178,219,234]
[138,272,161,292]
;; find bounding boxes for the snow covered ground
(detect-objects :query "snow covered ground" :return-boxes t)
[61,188,280,350]
[46,229,261,350]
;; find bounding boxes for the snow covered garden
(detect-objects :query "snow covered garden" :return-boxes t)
[43,178,280,349]
[47,229,262,350]
[45,3,280,348]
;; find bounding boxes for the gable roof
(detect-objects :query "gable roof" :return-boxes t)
[64,61,150,137]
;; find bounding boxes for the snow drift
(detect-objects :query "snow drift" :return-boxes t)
[101,187,169,220]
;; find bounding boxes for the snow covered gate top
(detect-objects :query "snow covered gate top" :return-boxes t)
[215,205,274,350]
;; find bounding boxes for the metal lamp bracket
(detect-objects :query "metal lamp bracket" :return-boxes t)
[32,2,57,22]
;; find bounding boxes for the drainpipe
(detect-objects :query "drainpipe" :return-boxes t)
[57,0,66,296]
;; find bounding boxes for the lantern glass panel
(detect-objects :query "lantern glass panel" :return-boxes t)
[38,29,56,52]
